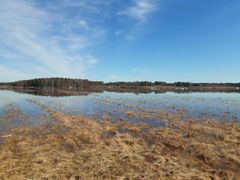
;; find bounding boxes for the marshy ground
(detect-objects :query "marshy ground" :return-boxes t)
[0,100,239,180]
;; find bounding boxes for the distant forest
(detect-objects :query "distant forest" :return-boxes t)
[0,78,240,90]
[1,78,103,90]
[105,81,240,87]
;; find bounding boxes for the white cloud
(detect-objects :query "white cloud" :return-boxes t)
[118,0,156,23]
[116,0,157,39]
[0,0,103,81]
[0,0,159,81]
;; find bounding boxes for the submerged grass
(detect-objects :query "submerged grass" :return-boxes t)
[0,100,239,179]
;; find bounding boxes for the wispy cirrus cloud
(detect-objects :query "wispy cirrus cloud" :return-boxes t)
[116,0,157,38]
[0,0,158,82]
[0,0,106,81]
[118,0,156,23]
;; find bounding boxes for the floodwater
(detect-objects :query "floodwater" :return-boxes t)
[0,90,240,131]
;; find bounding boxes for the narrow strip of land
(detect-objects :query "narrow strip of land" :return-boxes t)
[1,78,240,93]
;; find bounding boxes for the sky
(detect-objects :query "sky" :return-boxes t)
[0,0,239,83]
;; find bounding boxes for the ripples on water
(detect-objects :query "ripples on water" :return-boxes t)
[0,90,240,131]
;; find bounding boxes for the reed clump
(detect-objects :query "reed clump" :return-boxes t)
[0,101,239,179]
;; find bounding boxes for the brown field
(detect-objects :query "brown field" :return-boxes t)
[0,100,239,179]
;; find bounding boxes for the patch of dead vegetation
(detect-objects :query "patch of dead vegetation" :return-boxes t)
[0,101,239,179]
[0,104,30,133]
[0,104,27,122]
[124,108,188,127]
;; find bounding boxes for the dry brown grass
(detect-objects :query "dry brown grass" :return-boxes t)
[0,101,239,179]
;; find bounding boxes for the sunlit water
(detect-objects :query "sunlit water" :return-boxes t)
[0,90,240,131]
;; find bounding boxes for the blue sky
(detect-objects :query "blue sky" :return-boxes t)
[0,0,239,82]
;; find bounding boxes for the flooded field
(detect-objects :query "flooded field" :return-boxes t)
[0,90,240,179]
[0,90,240,130]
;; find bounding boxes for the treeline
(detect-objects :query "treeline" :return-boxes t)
[105,81,240,87]
[11,78,104,90]
[1,78,240,90]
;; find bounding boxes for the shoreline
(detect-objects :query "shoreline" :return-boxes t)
[1,77,240,95]
[0,86,240,97]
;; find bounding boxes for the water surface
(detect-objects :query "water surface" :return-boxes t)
[0,90,239,131]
